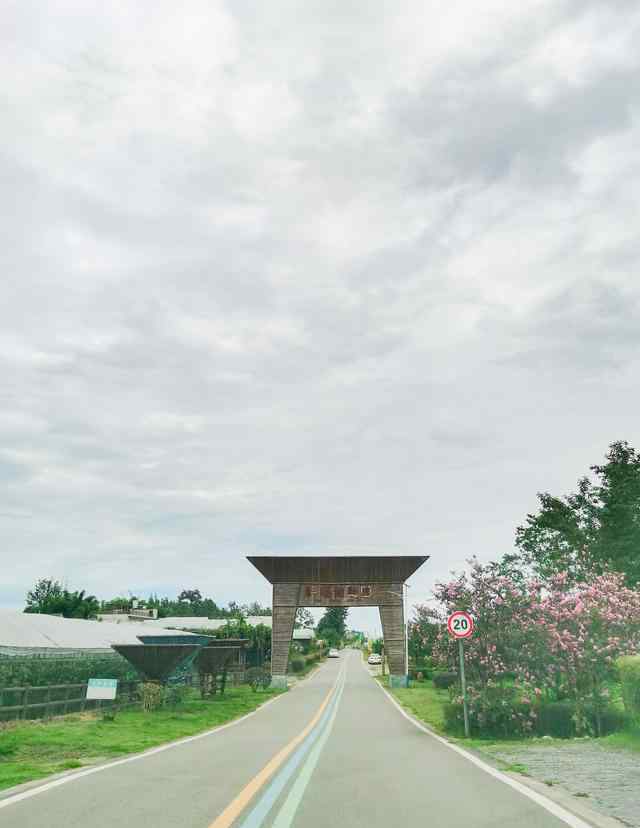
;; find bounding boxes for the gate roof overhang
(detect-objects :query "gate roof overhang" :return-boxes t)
[247,555,428,584]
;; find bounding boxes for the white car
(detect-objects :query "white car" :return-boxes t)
[367,653,382,665]
[328,648,340,658]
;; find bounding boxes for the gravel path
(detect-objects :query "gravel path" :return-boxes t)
[481,740,640,827]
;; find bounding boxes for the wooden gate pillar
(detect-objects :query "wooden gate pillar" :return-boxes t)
[271,583,298,689]
[379,583,407,687]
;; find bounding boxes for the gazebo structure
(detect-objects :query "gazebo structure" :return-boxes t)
[248,555,428,688]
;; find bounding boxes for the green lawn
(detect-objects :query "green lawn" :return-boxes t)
[380,678,449,734]
[0,685,282,792]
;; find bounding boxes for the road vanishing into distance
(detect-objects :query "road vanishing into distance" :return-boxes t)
[1,651,588,828]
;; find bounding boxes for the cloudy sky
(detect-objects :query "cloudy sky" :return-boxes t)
[2,0,640,632]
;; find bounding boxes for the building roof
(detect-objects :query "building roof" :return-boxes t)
[139,616,274,631]
[0,611,198,656]
[247,555,429,584]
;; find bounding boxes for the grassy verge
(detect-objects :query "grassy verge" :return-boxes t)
[291,656,326,681]
[0,685,282,792]
[377,677,449,734]
[382,677,640,755]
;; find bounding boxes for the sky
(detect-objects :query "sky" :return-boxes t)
[2,1,640,634]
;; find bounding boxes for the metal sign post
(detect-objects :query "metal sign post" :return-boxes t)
[458,639,470,738]
[447,610,474,738]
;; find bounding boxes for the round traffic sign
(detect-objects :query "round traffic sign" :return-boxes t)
[447,610,474,639]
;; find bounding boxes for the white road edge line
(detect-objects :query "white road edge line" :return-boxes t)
[0,686,291,811]
[367,663,594,828]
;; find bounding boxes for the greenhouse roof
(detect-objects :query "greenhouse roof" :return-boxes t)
[0,611,198,656]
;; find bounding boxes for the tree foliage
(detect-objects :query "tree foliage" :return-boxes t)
[25,579,99,619]
[294,608,315,629]
[516,441,640,585]
[316,607,348,646]
[424,558,640,735]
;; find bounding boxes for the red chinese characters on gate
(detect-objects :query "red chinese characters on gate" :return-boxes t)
[302,584,374,603]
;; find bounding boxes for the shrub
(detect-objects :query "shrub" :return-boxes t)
[141,682,164,712]
[433,671,458,690]
[586,704,627,736]
[165,684,188,709]
[289,658,306,674]
[445,685,536,738]
[536,701,575,738]
[0,653,136,688]
[618,656,640,727]
[246,667,271,692]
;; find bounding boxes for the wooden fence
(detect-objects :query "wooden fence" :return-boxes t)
[0,680,140,723]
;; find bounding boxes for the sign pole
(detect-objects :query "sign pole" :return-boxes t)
[458,638,470,738]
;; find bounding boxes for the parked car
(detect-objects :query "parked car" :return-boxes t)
[367,653,382,665]
[328,648,340,658]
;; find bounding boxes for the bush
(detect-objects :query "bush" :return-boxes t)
[433,671,458,690]
[409,660,432,681]
[246,668,271,692]
[445,686,536,738]
[618,656,640,727]
[586,704,627,736]
[289,658,306,674]
[0,653,136,688]
[536,701,575,738]
[141,682,164,712]
[165,684,188,709]
[535,700,627,738]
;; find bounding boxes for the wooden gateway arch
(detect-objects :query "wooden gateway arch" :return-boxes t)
[248,555,429,689]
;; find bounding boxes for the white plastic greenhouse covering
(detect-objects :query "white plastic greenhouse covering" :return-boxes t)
[0,611,198,657]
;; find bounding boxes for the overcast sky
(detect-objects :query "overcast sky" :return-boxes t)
[2,1,640,633]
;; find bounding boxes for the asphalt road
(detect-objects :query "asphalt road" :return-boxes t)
[0,650,590,828]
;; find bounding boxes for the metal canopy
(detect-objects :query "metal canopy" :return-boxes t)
[247,555,429,584]
[112,644,199,683]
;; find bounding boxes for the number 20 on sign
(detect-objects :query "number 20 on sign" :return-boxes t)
[447,610,474,639]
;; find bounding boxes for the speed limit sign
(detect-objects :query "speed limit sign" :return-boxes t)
[447,610,474,639]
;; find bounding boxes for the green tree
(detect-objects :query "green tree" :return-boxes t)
[246,601,272,617]
[316,607,348,646]
[178,588,203,604]
[516,441,640,585]
[25,579,99,619]
[294,607,315,629]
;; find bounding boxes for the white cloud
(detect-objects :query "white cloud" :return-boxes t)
[1,0,640,623]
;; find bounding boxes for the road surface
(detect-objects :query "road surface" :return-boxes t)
[0,650,589,828]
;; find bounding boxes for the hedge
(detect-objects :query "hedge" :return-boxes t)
[0,654,137,688]
[618,655,640,727]
[432,671,458,690]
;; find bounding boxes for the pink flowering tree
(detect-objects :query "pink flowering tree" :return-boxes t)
[428,558,530,689]
[518,571,640,733]
[416,559,640,736]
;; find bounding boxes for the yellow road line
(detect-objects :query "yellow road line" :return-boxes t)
[208,673,339,828]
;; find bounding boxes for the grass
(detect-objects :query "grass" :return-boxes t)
[0,685,282,792]
[601,729,640,752]
[379,677,449,734]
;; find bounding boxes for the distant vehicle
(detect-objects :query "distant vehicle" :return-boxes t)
[367,653,382,665]
[328,648,340,658]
